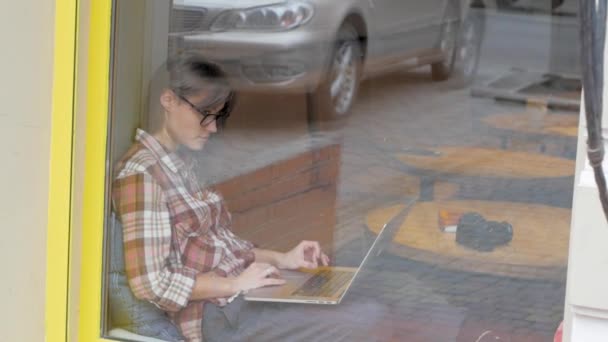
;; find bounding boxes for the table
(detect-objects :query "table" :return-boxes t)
[481,112,578,157]
[366,200,570,279]
[397,147,575,203]
[482,113,578,138]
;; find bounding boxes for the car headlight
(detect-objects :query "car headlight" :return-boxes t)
[210,2,314,32]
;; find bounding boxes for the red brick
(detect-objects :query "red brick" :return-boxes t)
[230,186,335,235]
[271,150,315,179]
[210,143,341,252]
[214,143,341,200]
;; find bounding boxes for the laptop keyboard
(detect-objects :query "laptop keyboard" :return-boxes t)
[292,269,352,297]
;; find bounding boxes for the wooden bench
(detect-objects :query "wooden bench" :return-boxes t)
[213,142,341,252]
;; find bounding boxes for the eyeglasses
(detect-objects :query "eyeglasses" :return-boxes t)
[179,94,232,127]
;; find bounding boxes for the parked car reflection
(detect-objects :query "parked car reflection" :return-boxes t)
[169,0,484,120]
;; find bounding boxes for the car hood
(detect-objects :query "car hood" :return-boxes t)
[174,0,282,9]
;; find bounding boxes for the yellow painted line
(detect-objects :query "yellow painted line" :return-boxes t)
[526,96,549,110]
[78,0,113,340]
[46,0,78,340]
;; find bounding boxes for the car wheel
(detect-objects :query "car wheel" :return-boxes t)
[431,0,459,82]
[310,22,362,121]
[450,7,485,86]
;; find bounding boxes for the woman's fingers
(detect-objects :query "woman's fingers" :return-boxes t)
[321,253,330,266]
[261,278,286,287]
[257,266,283,287]
[293,240,331,268]
[264,266,280,277]
[301,260,317,269]
[308,241,322,260]
[301,241,321,261]
[236,262,288,291]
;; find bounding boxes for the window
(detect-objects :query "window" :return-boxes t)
[84,0,581,340]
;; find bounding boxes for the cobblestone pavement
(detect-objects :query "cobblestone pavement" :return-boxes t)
[194,11,578,338]
[328,68,574,341]
[201,65,575,340]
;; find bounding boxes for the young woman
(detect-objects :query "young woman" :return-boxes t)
[112,53,382,342]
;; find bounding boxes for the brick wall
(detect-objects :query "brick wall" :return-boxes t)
[213,143,341,252]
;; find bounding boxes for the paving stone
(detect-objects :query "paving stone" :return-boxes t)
[197,54,576,338]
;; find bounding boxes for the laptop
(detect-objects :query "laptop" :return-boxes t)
[244,198,416,305]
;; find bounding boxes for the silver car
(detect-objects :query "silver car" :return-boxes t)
[170,0,480,119]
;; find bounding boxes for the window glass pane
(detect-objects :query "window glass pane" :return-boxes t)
[102,0,579,340]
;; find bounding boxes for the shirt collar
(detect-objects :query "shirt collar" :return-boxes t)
[135,129,188,173]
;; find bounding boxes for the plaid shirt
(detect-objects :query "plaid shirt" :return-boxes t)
[112,129,255,341]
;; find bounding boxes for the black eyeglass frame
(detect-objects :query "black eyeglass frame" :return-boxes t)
[178,92,235,127]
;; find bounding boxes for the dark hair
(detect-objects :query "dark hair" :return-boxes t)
[166,52,237,125]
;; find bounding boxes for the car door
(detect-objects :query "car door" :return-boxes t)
[409,0,451,51]
[368,0,416,61]
[368,0,450,63]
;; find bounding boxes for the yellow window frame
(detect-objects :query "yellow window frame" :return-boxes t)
[46,0,79,340]
[78,0,114,340]
[46,0,116,340]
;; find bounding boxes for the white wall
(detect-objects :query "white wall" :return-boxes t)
[564,13,608,342]
[0,0,55,341]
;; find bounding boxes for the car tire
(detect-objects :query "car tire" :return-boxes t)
[309,22,362,122]
[450,6,485,87]
[431,0,460,82]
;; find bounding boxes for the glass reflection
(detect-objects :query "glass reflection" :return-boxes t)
[104,0,580,341]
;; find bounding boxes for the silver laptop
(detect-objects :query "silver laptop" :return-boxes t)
[244,198,416,305]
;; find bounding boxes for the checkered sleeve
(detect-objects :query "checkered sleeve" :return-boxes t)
[113,172,197,312]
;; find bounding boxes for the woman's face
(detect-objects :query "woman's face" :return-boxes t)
[160,88,225,151]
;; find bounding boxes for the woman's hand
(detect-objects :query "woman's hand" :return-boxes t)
[233,262,286,293]
[278,240,330,270]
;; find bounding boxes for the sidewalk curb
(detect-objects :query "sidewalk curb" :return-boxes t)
[471,87,580,112]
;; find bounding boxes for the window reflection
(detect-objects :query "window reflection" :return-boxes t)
[103,0,580,341]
